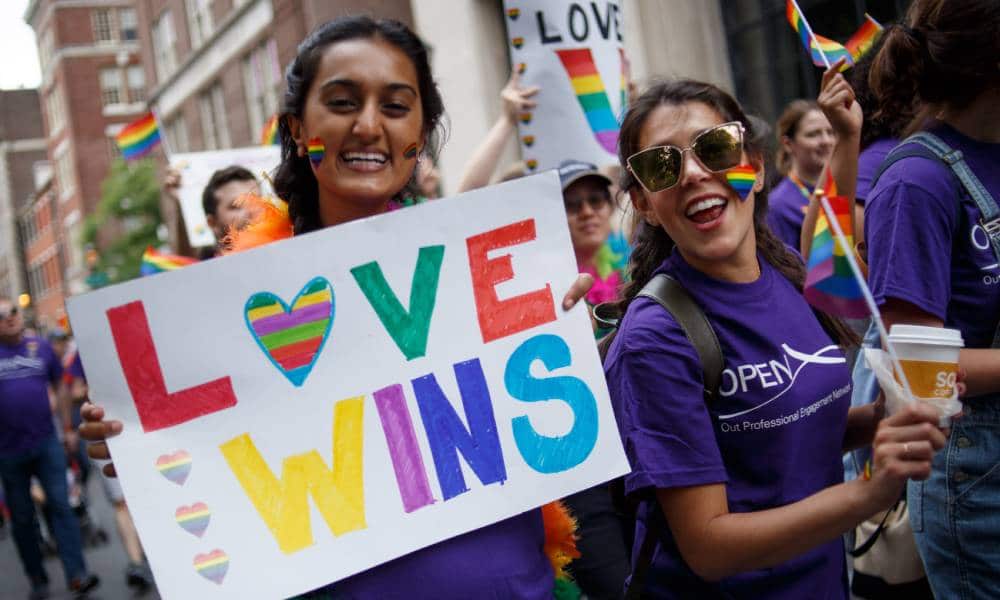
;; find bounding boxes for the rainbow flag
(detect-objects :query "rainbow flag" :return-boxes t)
[556,48,619,155]
[804,172,867,318]
[260,114,279,145]
[140,247,197,276]
[846,14,884,61]
[786,0,854,69]
[115,113,161,160]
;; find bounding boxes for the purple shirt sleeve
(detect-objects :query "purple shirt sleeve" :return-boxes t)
[608,300,727,495]
[42,340,62,386]
[865,159,959,320]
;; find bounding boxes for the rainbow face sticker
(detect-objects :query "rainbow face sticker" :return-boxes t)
[194,549,229,584]
[725,165,756,201]
[403,142,418,160]
[155,450,192,485]
[307,137,325,167]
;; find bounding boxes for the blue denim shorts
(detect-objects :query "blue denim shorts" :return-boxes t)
[910,394,1000,600]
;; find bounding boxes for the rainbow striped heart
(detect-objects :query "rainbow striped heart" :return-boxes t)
[245,277,334,387]
[194,549,229,584]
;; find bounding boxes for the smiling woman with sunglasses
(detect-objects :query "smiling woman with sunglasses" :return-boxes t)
[601,80,948,598]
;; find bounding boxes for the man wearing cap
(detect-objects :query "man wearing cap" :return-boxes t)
[0,297,99,598]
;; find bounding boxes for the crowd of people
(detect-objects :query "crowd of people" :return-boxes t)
[2,0,998,598]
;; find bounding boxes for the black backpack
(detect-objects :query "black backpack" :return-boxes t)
[595,273,723,599]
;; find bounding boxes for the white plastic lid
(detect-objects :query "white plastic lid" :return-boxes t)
[887,324,964,348]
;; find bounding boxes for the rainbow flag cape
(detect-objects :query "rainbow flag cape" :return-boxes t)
[260,114,279,146]
[786,0,854,69]
[116,113,161,160]
[804,172,867,318]
[845,14,884,61]
[140,247,197,276]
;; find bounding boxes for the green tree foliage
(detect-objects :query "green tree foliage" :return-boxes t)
[82,158,163,286]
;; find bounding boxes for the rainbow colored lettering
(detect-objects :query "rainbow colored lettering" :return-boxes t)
[307,138,325,167]
[726,165,756,201]
[245,277,334,387]
[556,48,619,155]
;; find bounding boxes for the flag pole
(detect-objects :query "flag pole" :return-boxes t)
[791,0,831,69]
[151,107,173,162]
[817,193,916,403]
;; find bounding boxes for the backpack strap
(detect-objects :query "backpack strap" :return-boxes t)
[637,273,724,397]
[624,273,723,599]
[874,132,1000,348]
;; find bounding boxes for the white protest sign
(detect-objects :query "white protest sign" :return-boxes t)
[171,146,281,248]
[67,172,629,600]
[504,0,625,172]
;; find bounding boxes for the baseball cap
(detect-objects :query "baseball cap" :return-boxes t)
[556,160,612,191]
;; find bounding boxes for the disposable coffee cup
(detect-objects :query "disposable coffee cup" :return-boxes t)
[887,324,963,419]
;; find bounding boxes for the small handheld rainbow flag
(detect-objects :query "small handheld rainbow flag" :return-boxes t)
[140,246,197,276]
[260,114,279,146]
[804,171,867,318]
[115,113,162,161]
[845,14,884,61]
[786,0,854,69]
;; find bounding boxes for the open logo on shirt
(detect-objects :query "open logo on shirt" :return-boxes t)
[717,344,845,420]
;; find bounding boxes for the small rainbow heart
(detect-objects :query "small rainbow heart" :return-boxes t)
[245,277,334,387]
[522,135,535,147]
[519,112,532,124]
[507,8,520,20]
[511,37,524,49]
[307,137,325,167]
[517,62,526,74]
[194,549,229,584]
[175,502,211,538]
[725,165,756,201]
[526,159,538,170]
[155,451,192,485]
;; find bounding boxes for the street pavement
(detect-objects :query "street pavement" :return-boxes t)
[0,475,162,600]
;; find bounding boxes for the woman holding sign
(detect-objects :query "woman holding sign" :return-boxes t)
[865,1,1000,597]
[602,79,947,597]
[80,16,594,599]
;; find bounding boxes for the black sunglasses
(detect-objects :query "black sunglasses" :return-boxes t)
[564,190,612,215]
[627,121,745,193]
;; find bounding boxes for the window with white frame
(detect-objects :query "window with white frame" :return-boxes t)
[165,116,190,153]
[45,87,66,135]
[242,40,281,143]
[152,10,178,82]
[93,9,114,44]
[55,149,76,200]
[119,8,138,41]
[127,65,146,103]
[186,0,214,49]
[199,82,230,150]
[99,68,125,106]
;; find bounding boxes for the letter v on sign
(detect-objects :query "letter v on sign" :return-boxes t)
[351,245,445,361]
[107,301,237,432]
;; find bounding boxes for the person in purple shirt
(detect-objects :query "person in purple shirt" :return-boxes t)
[78,16,596,600]
[0,297,100,599]
[865,2,1000,597]
[604,79,947,598]
[767,100,835,248]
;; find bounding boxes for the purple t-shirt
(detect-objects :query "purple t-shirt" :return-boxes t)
[605,252,851,599]
[866,123,1000,353]
[0,335,63,456]
[855,138,898,206]
[767,176,812,250]
[332,509,552,599]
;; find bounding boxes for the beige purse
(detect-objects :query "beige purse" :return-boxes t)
[851,498,926,586]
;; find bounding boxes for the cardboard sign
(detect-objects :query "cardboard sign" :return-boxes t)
[171,146,281,248]
[67,173,629,600]
[505,0,626,172]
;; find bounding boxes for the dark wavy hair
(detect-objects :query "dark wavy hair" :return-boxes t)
[613,79,857,348]
[870,0,1000,137]
[273,16,446,234]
